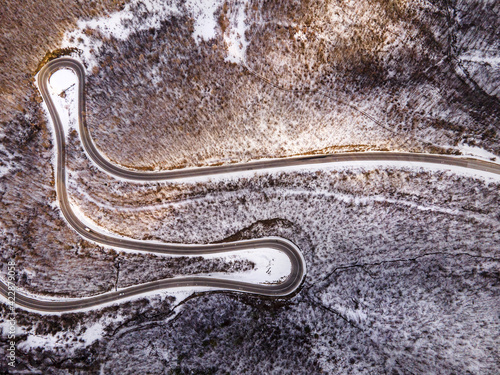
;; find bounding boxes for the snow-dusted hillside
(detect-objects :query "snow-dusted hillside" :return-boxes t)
[1,0,499,374]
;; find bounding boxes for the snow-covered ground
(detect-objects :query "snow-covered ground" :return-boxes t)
[457,143,498,162]
[61,0,250,70]
[17,312,125,355]
[222,1,249,63]
[203,248,291,285]
[49,69,77,95]
[0,142,15,178]
[47,68,79,137]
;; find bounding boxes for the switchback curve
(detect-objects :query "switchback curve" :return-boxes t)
[1,57,499,313]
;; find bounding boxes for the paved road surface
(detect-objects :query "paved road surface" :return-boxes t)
[1,57,499,313]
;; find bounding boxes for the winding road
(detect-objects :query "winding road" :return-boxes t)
[1,57,499,313]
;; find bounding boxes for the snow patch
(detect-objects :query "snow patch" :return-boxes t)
[204,248,292,284]
[0,142,15,178]
[333,304,367,324]
[47,69,79,137]
[17,314,124,350]
[0,319,25,337]
[319,294,367,325]
[185,0,221,41]
[49,68,77,93]
[458,143,498,162]
[294,30,307,42]
[62,0,180,70]
[81,321,104,345]
[223,1,250,63]
[459,52,500,67]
